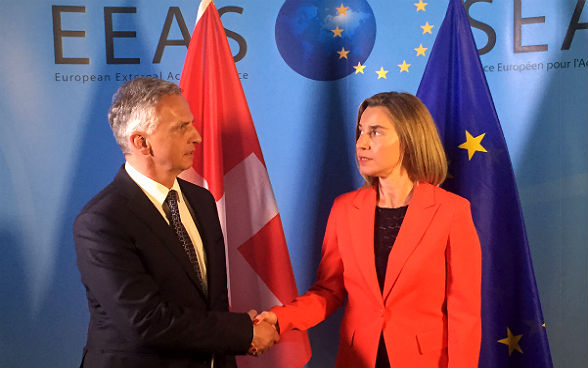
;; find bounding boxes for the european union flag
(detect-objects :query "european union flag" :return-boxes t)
[416,0,553,366]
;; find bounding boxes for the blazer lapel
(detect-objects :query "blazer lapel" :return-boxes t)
[349,186,384,304]
[382,183,439,301]
[115,168,207,298]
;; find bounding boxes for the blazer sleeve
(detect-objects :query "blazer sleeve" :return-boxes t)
[272,200,347,332]
[74,209,253,355]
[446,199,482,367]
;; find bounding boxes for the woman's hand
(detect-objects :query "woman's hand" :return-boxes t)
[253,310,278,326]
[249,310,279,356]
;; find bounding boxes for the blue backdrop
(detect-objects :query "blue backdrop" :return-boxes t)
[0,1,586,367]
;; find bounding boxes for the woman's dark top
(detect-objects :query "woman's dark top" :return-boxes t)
[374,205,408,368]
[374,205,408,291]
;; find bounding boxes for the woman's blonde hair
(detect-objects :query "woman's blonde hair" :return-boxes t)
[356,92,447,186]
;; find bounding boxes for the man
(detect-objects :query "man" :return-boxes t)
[74,77,278,368]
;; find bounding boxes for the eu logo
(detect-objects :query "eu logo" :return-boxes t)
[275,0,377,81]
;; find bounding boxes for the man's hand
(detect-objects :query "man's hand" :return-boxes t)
[249,318,279,356]
[247,309,258,321]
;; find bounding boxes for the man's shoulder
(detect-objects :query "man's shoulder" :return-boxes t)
[75,190,121,233]
[73,181,133,241]
[77,168,134,217]
[80,182,124,213]
[178,178,215,202]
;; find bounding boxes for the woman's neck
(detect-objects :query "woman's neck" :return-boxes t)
[377,174,415,208]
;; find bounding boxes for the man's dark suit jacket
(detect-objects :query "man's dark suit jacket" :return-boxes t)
[74,167,252,368]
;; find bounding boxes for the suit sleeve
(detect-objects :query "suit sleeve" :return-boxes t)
[272,200,346,332]
[446,199,482,367]
[74,209,252,355]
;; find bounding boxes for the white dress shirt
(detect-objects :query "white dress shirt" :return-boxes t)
[125,162,208,287]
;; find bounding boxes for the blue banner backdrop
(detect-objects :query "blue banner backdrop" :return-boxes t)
[0,1,586,367]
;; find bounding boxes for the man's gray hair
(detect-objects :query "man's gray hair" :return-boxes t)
[108,77,182,154]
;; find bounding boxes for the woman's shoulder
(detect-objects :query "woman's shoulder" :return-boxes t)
[334,185,374,205]
[418,182,471,207]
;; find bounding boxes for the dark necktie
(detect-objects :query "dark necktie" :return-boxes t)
[165,190,207,295]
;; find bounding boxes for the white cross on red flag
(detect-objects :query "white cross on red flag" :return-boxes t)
[179,1,311,367]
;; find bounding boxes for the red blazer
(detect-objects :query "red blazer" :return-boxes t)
[272,183,481,367]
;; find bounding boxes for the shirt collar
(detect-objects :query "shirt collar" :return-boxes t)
[125,162,182,206]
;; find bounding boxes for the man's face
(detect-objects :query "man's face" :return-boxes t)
[145,94,201,177]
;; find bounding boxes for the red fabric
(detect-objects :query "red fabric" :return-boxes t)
[238,215,299,304]
[180,4,262,201]
[272,183,482,367]
[179,3,311,367]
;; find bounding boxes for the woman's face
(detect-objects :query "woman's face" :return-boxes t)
[356,106,403,180]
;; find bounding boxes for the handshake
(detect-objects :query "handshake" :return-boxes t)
[247,310,279,356]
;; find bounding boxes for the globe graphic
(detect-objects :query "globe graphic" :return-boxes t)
[275,0,377,81]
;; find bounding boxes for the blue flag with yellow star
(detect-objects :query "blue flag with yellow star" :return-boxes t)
[416,0,553,367]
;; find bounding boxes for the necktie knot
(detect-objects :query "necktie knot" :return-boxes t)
[164,190,183,226]
[166,189,179,207]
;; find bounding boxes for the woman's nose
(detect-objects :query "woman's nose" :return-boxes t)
[356,133,369,150]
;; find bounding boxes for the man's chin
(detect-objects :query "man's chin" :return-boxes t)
[180,164,193,172]
[182,157,194,169]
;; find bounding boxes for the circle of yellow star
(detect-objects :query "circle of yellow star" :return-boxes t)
[353,61,366,74]
[414,44,428,56]
[398,60,411,72]
[376,67,388,79]
[414,0,428,11]
[421,22,434,34]
[337,47,350,59]
[498,327,524,356]
[336,4,349,15]
[458,130,488,160]
[331,26,343,37]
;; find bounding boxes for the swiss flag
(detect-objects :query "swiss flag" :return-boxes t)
[179,1,311,367]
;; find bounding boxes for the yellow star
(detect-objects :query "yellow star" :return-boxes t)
[376,67,388,79]
[421,22,434,34]
[336,4,349,15]
[353,61,366,74]
[414,44,428,56]
[331,26,343,37]
[337,47,350,59]
[398,60,411,72]
[458,130,488,160]
[498,328,524,356]
[542,323,546,327]
[414,0,428,11]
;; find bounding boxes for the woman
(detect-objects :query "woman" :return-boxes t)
[257,92,481,367]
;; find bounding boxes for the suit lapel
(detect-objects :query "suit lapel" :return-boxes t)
[382,183,439,301]
[114,168,207,299]
[349,186,384,304]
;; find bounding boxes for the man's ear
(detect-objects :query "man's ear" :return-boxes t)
[129,131,150,155]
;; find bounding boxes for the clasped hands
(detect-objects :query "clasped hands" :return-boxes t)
[247,310,279,356]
